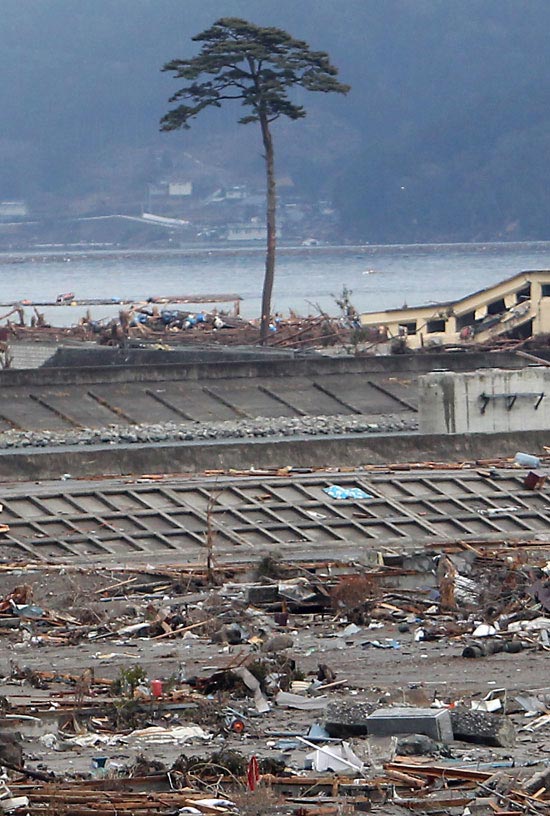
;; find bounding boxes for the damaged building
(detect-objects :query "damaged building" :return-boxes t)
[360,269,550,348]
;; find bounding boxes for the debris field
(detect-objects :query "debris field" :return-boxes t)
[1,462,550,816]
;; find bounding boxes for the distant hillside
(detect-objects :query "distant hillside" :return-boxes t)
[1,0,550,242]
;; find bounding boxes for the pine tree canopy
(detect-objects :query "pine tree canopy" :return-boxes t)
[160,17,350,130]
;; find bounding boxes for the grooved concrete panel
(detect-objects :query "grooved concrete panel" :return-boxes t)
[0,372,417,432]
[204,382,297,419]
[0,395,68,431]
[36,388,129,427]
[0,469,548,564]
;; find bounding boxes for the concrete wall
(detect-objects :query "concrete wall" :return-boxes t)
[0,429,548,482]
[9,344,57,369]
[419,367,550,434]
[0,350,526,389]
[44,345,298,368]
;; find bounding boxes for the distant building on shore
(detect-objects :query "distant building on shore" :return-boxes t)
[149,180,193,199]
[226,224,265,241]
[225,222,281,241]
[361,270,550,348]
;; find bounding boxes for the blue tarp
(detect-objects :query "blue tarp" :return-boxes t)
[323,485,373,500]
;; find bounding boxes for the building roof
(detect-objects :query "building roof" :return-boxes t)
[362,269,550,320]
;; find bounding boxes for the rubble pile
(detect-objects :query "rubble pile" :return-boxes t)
[1,533,550,816]
[0,412,418,450]
[4,299,363,352]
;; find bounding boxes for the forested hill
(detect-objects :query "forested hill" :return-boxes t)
[1,0,550,243]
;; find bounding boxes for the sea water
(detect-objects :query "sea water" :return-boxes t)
[0,241,549,326]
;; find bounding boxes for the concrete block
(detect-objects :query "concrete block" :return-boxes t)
[449,707,515,748]
[325,701,373,738]
[524,767,550,796]
[396,733,448,756]
[419,367,550,435]
[247,585,279,605]
[0,729,22,766]
[366,707,454,743]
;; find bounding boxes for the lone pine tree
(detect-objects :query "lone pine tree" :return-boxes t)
[161,17,349,342]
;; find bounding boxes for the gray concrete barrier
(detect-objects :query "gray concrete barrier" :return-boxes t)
[0,429,547,482]
[419,367,550,434]
[0,350,525,388]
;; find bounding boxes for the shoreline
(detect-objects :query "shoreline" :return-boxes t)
[2,237,550,266]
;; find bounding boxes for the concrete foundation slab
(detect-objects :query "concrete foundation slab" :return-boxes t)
[0,466,548,564]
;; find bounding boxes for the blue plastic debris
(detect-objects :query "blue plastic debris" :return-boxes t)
[361,639,401,650]
[11,603,45,619]
[323,485,373,500]
[273,739,301,750]
[307,723,334,741]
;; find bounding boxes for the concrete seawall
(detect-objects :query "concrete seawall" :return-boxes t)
[0,429,546,482]
[0,350,524,388]
[0,351,528,435]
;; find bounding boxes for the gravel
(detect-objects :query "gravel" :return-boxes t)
[0,413,418,450]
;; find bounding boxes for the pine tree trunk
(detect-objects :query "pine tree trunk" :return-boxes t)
[260,113,276,344]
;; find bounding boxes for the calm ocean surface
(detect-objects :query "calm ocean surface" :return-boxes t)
[1,241,550,325]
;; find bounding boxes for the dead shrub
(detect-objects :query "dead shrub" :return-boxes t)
[330,573,381,624]
[231,787,283,816]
